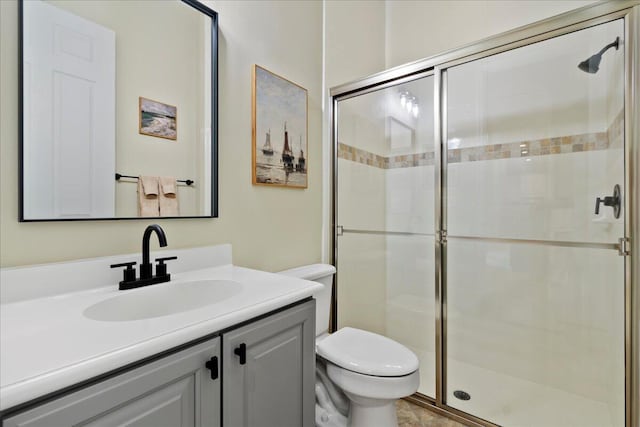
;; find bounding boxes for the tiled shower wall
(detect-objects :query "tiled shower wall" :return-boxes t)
[338,110,625,412]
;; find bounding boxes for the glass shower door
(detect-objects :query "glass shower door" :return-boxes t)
[443,19,626,426]
[335,75,437,398]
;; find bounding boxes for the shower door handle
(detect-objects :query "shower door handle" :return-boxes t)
[595,184,621,218]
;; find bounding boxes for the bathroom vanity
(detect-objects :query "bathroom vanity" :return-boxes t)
[0,245,319,427]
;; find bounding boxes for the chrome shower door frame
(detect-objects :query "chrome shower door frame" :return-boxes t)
[331,2,640,427]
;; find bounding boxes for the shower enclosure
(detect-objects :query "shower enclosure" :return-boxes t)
[331,3,638,427]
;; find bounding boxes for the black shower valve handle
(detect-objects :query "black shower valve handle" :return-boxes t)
[594,196,616,215]
[594,184,621,218]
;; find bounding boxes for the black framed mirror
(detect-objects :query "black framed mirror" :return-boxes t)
[19,0,218,221]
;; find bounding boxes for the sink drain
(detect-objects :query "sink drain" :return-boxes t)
[453,390,471,401]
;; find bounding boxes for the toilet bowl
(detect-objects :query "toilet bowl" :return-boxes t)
[279,264,419,427]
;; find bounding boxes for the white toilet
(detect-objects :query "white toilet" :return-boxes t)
[279,264,419,427]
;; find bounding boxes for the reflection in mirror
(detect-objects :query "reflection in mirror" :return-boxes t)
[20,0,217,220]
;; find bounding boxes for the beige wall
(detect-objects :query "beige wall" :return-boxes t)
[384,0,598,69]
[324,0,386,89]
[0,0,323,270]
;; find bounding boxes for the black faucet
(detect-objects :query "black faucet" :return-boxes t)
[110,224,177,290]
[140,224,167,279]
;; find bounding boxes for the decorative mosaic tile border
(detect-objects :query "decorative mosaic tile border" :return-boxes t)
[388,151,435,168]
[339,110,624,169]
[447,131,608,164]
[338,143,389,169]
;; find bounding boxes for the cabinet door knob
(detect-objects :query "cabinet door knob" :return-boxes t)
[234,343,246,365]
[205,356,219,380]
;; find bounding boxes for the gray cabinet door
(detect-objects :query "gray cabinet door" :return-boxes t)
[223,300,315,427]
[3,338,221,427]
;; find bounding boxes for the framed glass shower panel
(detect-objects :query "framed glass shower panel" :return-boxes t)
[443,19,626,427]
[335,75,437,398]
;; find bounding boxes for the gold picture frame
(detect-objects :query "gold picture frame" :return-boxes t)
[252,64,308,188]
[139,97,177,141]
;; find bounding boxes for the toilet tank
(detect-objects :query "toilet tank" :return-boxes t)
[278,264,336,337]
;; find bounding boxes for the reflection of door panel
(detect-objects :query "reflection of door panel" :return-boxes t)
[23,1,115,219]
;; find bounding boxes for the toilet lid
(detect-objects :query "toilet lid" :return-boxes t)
[316,327,419,377]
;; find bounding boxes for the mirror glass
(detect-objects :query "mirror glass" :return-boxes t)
[20,0,217,220]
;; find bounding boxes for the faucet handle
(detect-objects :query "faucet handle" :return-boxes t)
[110,261,137,268]
[110,261,137,283]
[155,256,177,278]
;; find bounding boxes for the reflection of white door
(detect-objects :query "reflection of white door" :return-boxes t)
[23,1,115,219]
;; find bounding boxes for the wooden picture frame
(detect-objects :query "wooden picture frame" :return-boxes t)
[139,97,177,140]
[252,64,308,188]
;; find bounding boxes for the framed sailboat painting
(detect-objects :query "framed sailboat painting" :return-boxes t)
[252,64,308,188]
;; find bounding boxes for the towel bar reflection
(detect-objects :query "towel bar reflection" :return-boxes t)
[115,173,194,186]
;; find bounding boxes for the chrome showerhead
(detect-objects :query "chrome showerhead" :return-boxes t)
[578,37,620,74]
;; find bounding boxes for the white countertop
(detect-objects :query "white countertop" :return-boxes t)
[0,264,321,411]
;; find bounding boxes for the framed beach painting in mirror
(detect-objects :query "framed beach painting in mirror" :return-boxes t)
[139,97,177,140]
[252,64,308,189]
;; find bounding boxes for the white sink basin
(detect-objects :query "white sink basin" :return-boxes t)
[83,280,243,321]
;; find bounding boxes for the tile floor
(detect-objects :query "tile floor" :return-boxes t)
[397,399,469,427]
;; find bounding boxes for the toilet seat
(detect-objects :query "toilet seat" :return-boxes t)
[326,363,420,400]
[316,327,419,377]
